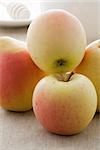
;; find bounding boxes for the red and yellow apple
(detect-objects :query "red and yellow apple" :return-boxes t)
[0,36,45,111]
[75,40,100,112]
[27,9,86,74]
[33,73,97,135]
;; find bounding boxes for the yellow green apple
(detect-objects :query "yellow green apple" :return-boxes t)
[33,73,97,135]
[27,9,86,74]
[75,39,100,112]
[0,36,45,111]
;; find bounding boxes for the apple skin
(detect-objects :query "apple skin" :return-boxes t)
[27,9,86,74]
[75,40,100,112]
[33,73,97,135]
[0,37,45,111]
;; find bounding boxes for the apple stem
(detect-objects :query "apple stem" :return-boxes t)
[56,71,74,82]
[66,72,74,82]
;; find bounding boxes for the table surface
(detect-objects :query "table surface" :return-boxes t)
[0,27,100,150]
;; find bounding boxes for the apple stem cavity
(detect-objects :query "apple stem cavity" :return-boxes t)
[56,72,74,82]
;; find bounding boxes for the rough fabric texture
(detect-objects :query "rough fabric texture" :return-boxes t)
[0,108,100,150]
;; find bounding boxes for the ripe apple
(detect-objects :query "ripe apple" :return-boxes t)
[75,39,100,112]
[0,36,45,111]
[33,73,97,135]
[27,9,86,74]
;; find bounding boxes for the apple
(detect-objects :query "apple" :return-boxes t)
[33,72,97,135]
[75,39,100,112]
[27,9,86,74]
[0,36,45,111]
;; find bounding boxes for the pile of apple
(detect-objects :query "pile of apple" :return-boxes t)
[0,10,99,135]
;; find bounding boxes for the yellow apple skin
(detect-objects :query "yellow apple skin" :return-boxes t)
[0,37,45,111]
[75,40,100,112]
[27,9,86,74]
[33,73,97,135]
